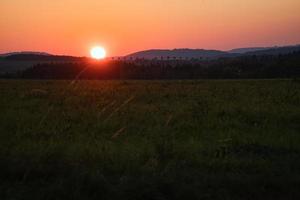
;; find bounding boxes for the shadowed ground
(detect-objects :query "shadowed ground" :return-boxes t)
[0,80,300,200]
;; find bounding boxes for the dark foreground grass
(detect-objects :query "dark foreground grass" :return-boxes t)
[0,79,300,200]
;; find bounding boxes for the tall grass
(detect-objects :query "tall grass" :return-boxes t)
[0,80,300,200]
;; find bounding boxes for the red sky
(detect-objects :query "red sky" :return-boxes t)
[1,0,300,57]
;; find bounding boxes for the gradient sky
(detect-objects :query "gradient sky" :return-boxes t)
[1,0,300,56]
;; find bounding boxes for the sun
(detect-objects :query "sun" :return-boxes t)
[90,46,106,60]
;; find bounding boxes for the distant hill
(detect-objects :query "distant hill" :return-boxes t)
[228,45,300,54]
[0,52,86,74]
[228,47,271,54]
[127,45,300,60]
[4,54,85,61]
[126,49,235,59]
[0,51,51,57]
[245,45,300,55]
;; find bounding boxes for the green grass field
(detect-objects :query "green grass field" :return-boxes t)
[1,80,300,200]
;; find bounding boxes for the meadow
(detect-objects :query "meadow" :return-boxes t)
[0,79,300,200]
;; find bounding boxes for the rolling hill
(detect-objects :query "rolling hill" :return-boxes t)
[228,47,271,54]
[245,45,300,55]
[126,49,235,59]
[126,45,300,59]
[0,51,51,57]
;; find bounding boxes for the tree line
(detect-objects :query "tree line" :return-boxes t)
[2,51,300,79]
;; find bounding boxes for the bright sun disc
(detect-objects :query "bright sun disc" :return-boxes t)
[90,46,106,59]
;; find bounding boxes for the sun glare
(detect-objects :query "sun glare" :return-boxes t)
[90,46,106,60]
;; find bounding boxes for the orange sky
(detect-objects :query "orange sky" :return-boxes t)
[1,0,300,56]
